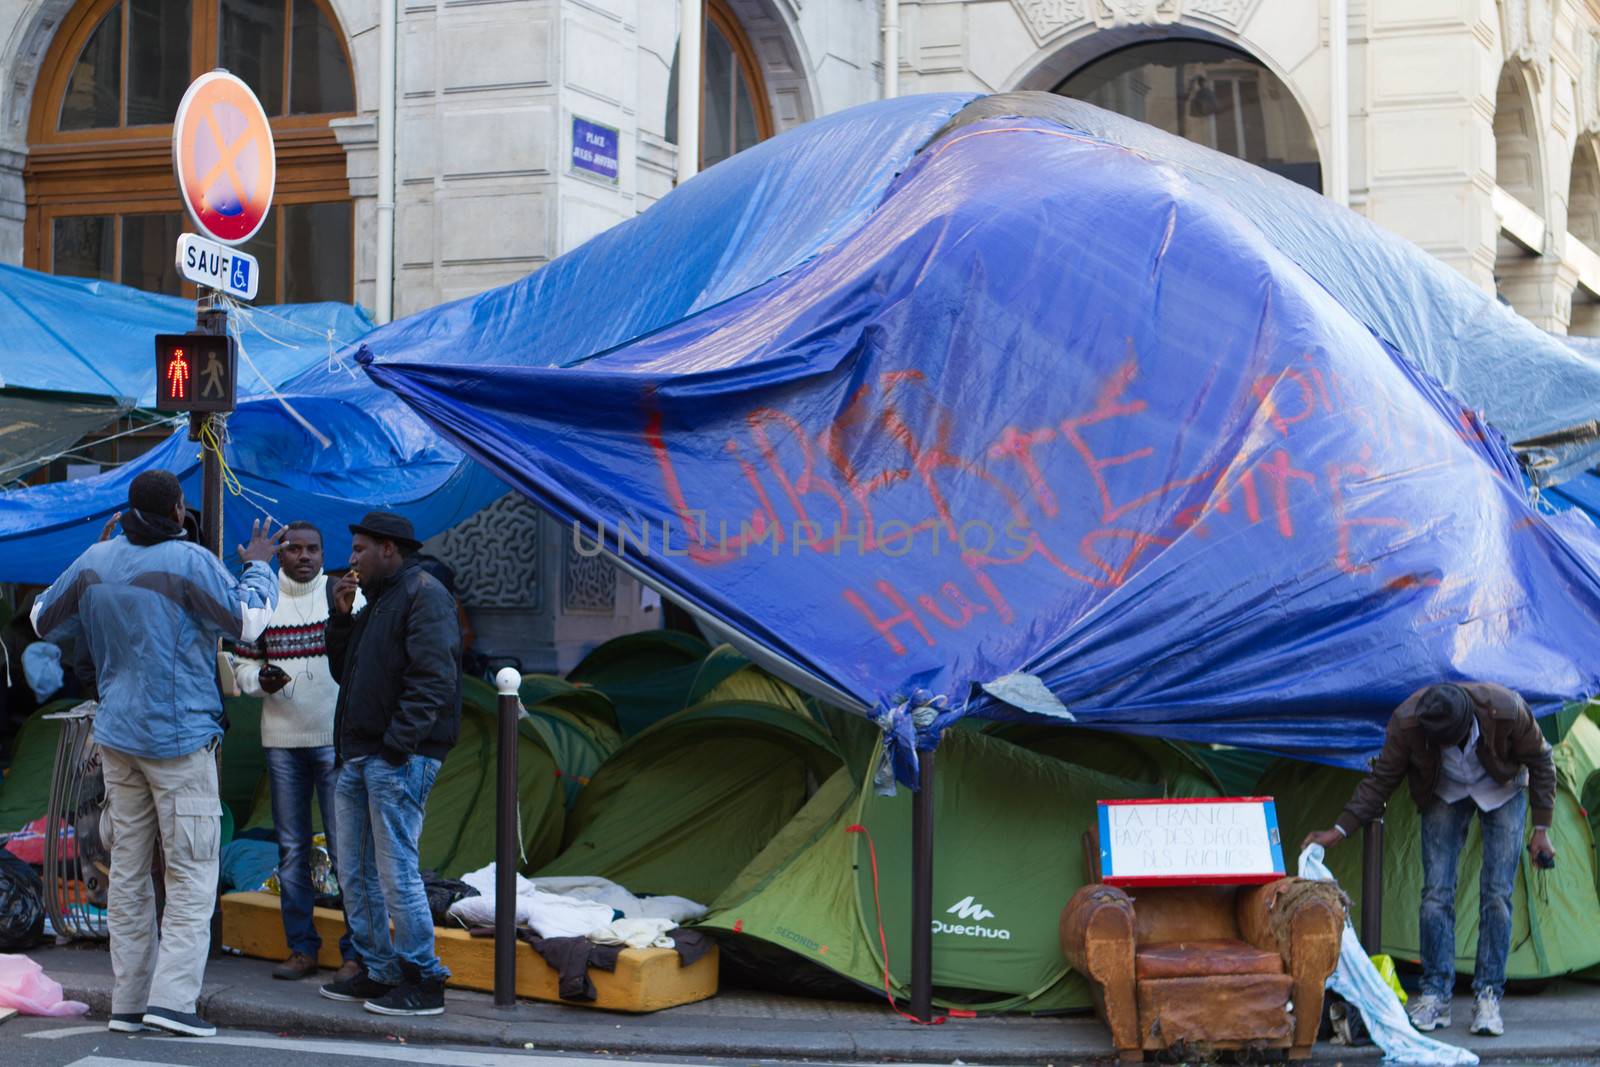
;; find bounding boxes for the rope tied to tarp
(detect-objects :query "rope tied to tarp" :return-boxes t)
[217,294,333,448]
[871,688,961,797]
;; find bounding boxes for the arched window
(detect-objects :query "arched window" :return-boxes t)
[1056,40,1322,193]
[26,0,356,303]
[665,0,774,170]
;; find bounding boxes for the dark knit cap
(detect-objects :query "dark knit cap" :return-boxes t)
[1417,684,1473,744]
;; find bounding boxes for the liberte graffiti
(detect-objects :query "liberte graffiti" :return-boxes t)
[626,343,1477,656]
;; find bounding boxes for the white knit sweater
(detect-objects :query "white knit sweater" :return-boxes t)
[231,570,362,749]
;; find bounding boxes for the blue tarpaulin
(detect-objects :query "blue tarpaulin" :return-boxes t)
[356,95,1600,769]
[0,272,507,581]
[0,263,370,405]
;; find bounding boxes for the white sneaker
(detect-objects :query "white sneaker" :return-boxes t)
[1408,993,1452,1031]
[1470,990,1504,1037]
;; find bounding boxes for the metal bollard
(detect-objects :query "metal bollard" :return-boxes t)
[494,667,521,1008]
[1361,816,1384,956]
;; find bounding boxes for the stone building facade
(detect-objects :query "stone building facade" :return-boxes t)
[1,0,1594,665]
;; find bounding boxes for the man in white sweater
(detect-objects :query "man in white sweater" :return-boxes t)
[232,521,364,981]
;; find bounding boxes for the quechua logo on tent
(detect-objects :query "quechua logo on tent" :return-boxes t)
[934,896,1010,940]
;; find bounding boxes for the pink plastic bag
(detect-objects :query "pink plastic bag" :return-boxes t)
[0,953,89,1016]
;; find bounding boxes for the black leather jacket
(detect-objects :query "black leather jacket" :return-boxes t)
[327,558,462,763]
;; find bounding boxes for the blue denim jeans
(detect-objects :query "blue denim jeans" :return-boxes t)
[1418,790,1526,999]
[334,754,447,985]
[264,745,355,961]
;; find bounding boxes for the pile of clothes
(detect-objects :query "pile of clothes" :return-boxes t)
[446,866,713,1001]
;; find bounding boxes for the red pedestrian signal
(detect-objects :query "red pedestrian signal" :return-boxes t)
[155,333,236,413]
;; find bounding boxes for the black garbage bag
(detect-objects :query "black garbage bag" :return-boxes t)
[0,844,46,950]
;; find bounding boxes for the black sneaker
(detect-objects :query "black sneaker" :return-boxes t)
[363,975,445,1016]
[141,1006,216,1037]
[319,970,396,1002]
[108,1012,149,1033]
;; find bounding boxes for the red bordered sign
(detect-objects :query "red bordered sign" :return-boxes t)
[1098,796,1286,888]
[172,71,275,246]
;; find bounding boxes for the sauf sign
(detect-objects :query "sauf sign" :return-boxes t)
[177,233,259,301]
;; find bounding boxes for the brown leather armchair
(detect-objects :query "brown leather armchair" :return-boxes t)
[1060,866,1345,1061]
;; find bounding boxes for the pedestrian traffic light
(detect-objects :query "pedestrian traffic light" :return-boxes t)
[155,333,236,413]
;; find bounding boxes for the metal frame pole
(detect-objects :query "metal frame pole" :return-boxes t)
[193,290,226,559]
[1361,816,1384,955]
[493,668,521,1006]
[910,748,935,1022]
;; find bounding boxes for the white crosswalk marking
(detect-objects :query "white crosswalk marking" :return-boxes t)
[23,1025,110,1040]
[63,1059,184,1067]
[147,1034,547,1064]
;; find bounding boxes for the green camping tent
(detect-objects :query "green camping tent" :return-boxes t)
[519,674,621,808]
[414,676,566,878]
[1261,711,1600,982]
[566,630,710,737]
[241,678,568,880]
[685,645,817,720]
[0,699,77,832]
[982,723,1222,799]
[0,695,265,833]
[699,727,1163,1013]
[536,699,841,904]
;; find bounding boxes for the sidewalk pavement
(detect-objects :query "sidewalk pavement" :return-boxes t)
[24,941,1600,1063]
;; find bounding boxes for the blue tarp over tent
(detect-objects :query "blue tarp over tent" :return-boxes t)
[0,270,507,581]
[0,263,370,405]
[0,263,375,482]
[0,356,509,581]
[353,93,1600,770]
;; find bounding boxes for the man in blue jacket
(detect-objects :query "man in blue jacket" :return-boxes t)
[32,470,281,1038]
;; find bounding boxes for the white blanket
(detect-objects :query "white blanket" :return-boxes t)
[446,866,707,942]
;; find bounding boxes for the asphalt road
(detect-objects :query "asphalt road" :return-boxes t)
[4,1016,940,1067]
[9,1014,1600,1067]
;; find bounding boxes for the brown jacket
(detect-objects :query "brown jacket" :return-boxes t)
[1335,682,1555,835]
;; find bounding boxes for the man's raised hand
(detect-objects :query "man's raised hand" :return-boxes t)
[239,519,285,565]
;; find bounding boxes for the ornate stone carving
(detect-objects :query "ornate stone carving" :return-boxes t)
[1012,0,1088,40]
[1011,0,1243,42]
[563,541,618,614]
[1503,0,1554,76]
[1091,0,1183,27]
[1187,0,1246,25]
[421,493,541,609]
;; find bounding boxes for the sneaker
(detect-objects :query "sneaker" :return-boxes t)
[107,1012,149,1033]
[141,1006,216,1037]
[1470,990,1504,1037]
[272,951,320,980]
[319,970,396,1002]
[364,974,445,1016]
[1408,993,1452,1032]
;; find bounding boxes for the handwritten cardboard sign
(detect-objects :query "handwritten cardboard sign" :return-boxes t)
[1098,797,1285,887]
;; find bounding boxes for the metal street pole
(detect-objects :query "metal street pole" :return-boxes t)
[1361,816,1385,955]
[909,747,935,1022]
[192,288,226,558]
[493,667,522,1007]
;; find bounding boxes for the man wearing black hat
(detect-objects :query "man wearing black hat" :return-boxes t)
[1302,682,1556,1038]
[317,511,461,1016]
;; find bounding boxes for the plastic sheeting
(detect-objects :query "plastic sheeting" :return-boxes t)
[344,94,976,373]
[941,95,1600,485]
[0,352,508,583]
[360,107,1600,768]
[0,263,373,480]
[0,263,370,404]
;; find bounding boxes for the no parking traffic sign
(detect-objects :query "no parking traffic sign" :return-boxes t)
[172,70,275,246]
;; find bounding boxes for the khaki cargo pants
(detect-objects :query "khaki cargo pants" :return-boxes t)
[100,742,222,1016]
